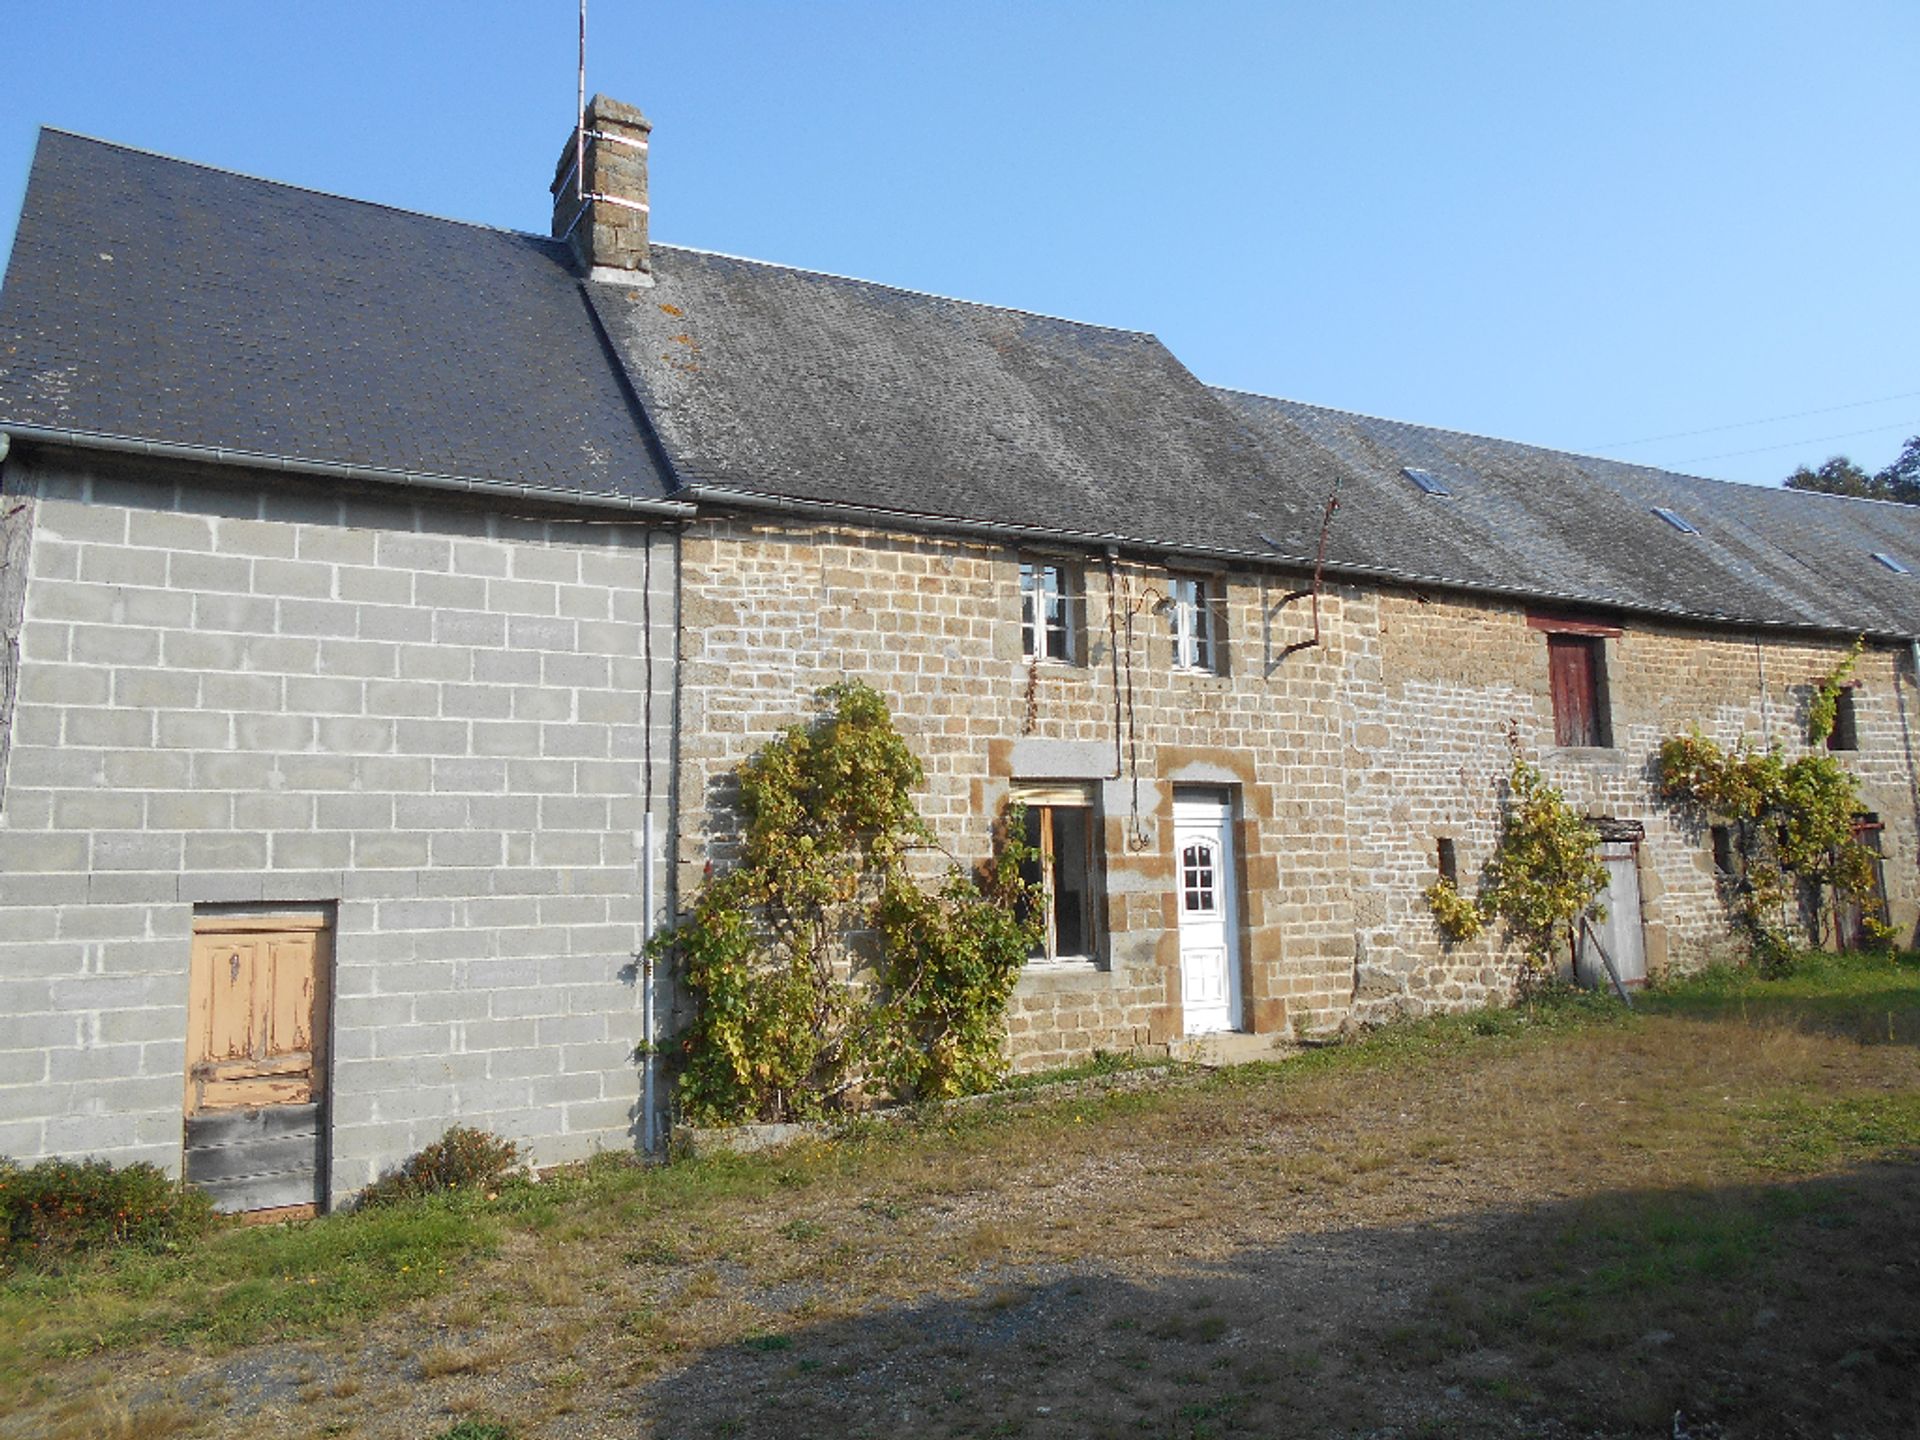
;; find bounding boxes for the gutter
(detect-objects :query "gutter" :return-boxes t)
[683,481,1920,647]
[0,424,696,520]
[7,426,1909,647]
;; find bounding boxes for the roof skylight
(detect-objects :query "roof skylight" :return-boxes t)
[1872,552,1911,575]
[1651,506,1698,535]
[1402,467,1450,497]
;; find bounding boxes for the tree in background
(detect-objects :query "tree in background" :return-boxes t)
[1785,434,1920,504]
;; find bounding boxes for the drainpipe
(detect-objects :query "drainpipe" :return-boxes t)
[1105,548,1123,780]
[1906,642,1920,922]
[641,811,657,1155]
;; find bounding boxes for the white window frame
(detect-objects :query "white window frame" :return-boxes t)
[1019,560,1077,663]
[1167,575,1216,673]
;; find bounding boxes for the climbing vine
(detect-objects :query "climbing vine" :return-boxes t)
[1477,740,1610,978]
[653,682,1043,1124]
[1425,731,1607,978]
[869,816,1042,1101]
[1656,729,1879,957]
[1806,636,1865,746]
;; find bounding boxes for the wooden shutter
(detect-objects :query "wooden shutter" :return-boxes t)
[1548,635,1598,747]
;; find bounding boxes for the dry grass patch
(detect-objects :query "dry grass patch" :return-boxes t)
[8,957,1919,1440]
[956,1218,1024,1265]
[42,1394,191,1440]
[417,1338,517,1379]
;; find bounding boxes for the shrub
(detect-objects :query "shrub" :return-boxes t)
[1657,728,1879,954]
[357,1127,520,1209]
[1424,877,1484,943]
[1477,735,1607,977]
[657,682,1043,1124]
[0,1155,215,1269]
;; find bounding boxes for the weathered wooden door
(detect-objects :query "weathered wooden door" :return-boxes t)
[1174,791,1242,1035]
[1578,843,1645,989]
[1548,635,1601,747]
[184,914,331,1214]
[1836,816,1889,950]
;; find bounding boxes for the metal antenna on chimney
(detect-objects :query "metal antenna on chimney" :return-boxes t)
[576,0,588,204]
[555,8,651,257]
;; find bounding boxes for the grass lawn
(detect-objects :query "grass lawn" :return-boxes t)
[4,951,1918,1440]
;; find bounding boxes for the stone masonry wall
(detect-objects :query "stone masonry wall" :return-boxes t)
[0,452,675,1204]
[1341,589,1920,1018]
[680,519,1920,1067]
[675,516,1365,1072]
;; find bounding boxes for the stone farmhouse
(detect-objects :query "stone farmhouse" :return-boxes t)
[2,97,1918,1212]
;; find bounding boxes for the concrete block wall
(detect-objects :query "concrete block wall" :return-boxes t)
[0,451,675,1203]
[675,517,1364,1072]
[1340,589,1920,1018]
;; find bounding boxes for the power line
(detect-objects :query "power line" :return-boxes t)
[1588,388,1920,451]
[1677,420,1917,466]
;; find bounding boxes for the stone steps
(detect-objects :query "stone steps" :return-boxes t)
[1166,1031,1300,1067]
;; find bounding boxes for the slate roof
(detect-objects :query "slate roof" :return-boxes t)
[586,248,1345,560]
[1220,391,1920,640]
[591,242,1920,639]
[3,127,1916,640]
[0,130,670,501]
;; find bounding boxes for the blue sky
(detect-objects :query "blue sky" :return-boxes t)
[2,2,1914,487]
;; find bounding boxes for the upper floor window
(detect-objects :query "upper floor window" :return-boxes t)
[1530,614,1619,749]
[1167,576,1217,672]
[1827,686,1859,751]
[1547,634,1610,748]
[1020,560,1078,663]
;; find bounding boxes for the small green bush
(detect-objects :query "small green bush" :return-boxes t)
[0,1156,215,1269]
[357,1126,521,1209]
[1424,877,1485,943]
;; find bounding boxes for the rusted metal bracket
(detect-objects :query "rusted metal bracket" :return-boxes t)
[1262,481,1341,666]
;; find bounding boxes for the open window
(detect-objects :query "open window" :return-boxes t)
[1166,575,1220,673]
[1012,783,1102,964]
[1710,824,1740,881]
[1019,560,1080,663]
[1827,686,1860,752]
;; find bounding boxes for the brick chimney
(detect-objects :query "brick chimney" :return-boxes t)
[551,94,653,285]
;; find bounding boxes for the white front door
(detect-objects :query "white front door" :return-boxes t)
[1174,792,1242,1035]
